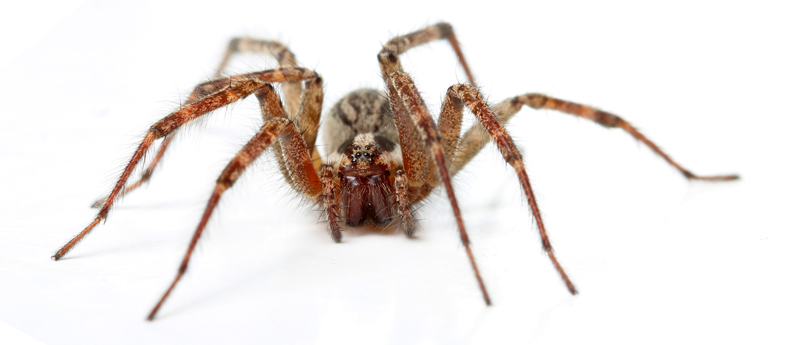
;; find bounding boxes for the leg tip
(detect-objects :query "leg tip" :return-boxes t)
[719,174,741,181]
[565,280,579,295]
[330,224,342,243]
[687,173,740,182]
[146,307,160,321]
[51,253,62,261]
[402,223,415,238]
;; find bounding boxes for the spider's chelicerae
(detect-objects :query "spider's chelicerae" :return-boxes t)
[52,23,739,320]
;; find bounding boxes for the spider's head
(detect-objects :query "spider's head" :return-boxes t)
[335,134,401,227]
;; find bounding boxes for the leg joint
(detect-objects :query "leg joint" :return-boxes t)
[593,110,623,128]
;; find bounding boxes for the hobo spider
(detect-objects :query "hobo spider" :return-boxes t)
[52,22,739,320]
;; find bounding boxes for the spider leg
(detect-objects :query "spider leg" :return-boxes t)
[217,38,324,173]
[216,38,302,115]
[90,45,321,207]
[148,84,321,319]
[394,169,415,236]
[320,164,342,242]
[147,113,318,320]
[379,22,476,86]
[94,39,303,208]
[443,84,579,295]
[390,78,433,198]
[439,88,465,162]
[87,76,246,208]
[387,71,491,306]
[254,79,324,195]
[106,39,313,207]
[52,67,319,261]
[90,133,174,208]
[375,22,479,203]
[452,93,739,181]
[256,74,324,193]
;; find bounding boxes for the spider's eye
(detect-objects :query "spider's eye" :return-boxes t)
[354,145,360,151]
[355,152,361,158]
[365,145,371,150]
[363,152,370,157]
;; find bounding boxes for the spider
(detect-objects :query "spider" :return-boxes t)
[51,22,739,321]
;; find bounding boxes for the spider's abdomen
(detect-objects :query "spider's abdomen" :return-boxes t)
[322,88,399,158]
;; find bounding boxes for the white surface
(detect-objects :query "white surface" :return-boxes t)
[1,1,792,344]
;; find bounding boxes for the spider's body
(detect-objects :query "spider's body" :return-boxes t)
[324,89,404,228]
[51,23,738,321]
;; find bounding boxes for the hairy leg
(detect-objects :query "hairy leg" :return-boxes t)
[443,84,579,295]
[255,82,324,195]
[52,67,319,261]
[379,22,476,85]
[147,117,309,320]
[389,72,432,195]
[438,89,464,162]
[394,169,414,236]
[218,38,324,174]
[90,44,320,206]
[91,133,174,208]
[452,93,739,181]
[377,22,477,199]
[320,164,342,242]
[105,39,314,205]
[257,74,324,191]
[148,83,322,320]
[387,71,491,305]
[215,37,302,115]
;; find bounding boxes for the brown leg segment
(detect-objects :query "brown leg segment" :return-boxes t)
[215,37,302,115]
[52,67,320,261]
[282,74,323,171]
[379,22,476,86]
[525,94,738,181]
[378,22,477,201]
[321,164,342,242]
[194,72,324,190]
[394,169,415,237]
[91,134,175,208]
[214,40,324,170]
[444,84,578,295]
[389,71,432,193]
[453,93,739,181]
[438,90,464,162]
[257,82,323,197]
[147,116,302,320]
[216,37,324,174]
[93,68,320,208]
[387,71,491,306]
[91,38,286,208]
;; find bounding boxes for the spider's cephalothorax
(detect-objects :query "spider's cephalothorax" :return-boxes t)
[51,23,738,321]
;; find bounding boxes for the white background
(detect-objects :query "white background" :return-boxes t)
[1,1,792,344]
